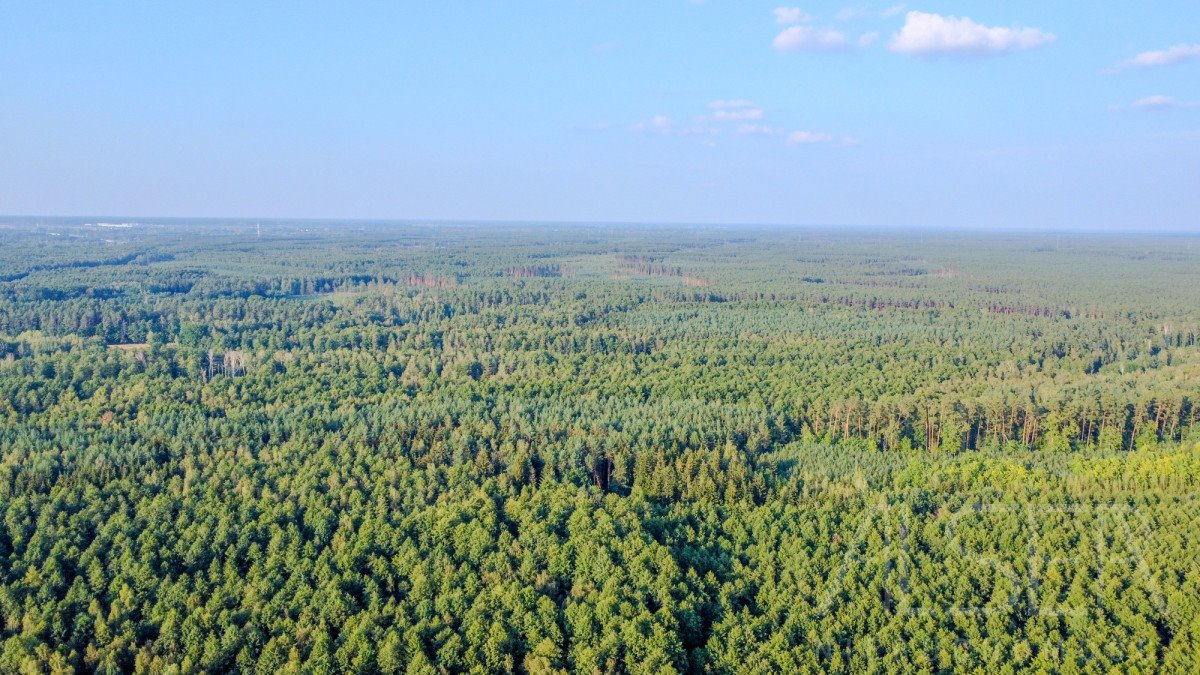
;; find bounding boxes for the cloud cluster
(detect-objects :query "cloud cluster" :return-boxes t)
[1105,44,1199,111]
[610,8,1194,137]
[888,11,1054,58]
[628,99,849,149]
[763,8,1192,118]
[772,8,1051,59]
[771,6,882,53]
[712,101,845,146]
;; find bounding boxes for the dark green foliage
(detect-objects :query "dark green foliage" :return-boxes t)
[1,220,1199,673]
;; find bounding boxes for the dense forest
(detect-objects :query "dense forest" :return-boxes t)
[1,219,1199,673]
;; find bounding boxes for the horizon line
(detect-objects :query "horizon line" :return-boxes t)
[2,214,1199,236]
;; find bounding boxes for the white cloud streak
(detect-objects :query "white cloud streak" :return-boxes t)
[631,115,672,134]
[787,131,835,144]
[736,125,782,136]
[708,100,765,121]
[714,108,764,121]
[773,25,850,52]
[888,11,1054,58]
[1116,44,1200,71]
[1131,95,1200,110]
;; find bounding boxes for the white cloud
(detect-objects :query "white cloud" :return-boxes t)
[889,11,1054,58]
[708,100,765,121]
[787,130,835,144]
[736,125,782,136]
[714,108,764,121]
[858,32,879,48]
[774,7,813,26]
[773,25,850,52]
[631,115,672,134]
[1134,95,1176,109]
[1131,95,1200,110]
[1118,44,1200,71]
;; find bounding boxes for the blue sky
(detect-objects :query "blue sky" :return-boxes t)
[1,2,1197,229]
